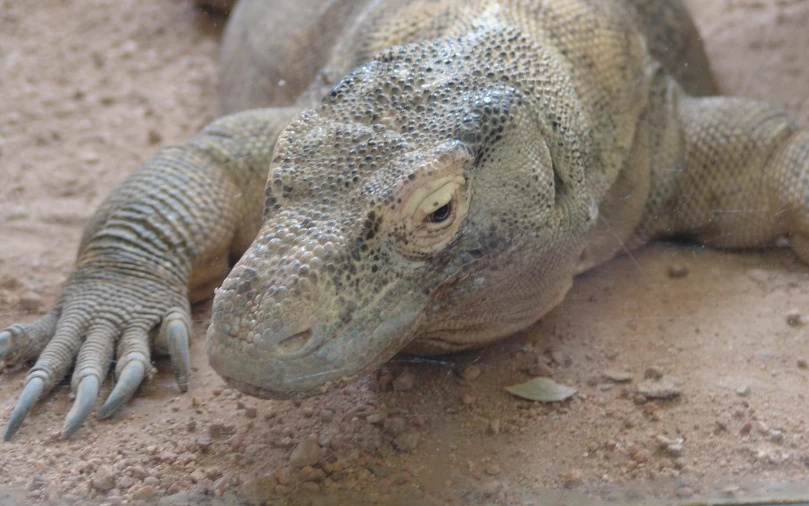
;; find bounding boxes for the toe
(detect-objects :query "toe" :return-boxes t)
[99,324,152,419]
[61,376,100,439]
[99,361,146,419]
[0,309,60,363]
[161,308,192,392]
[0,330,10,360]
[60,323,118,438]
[4,376,46,440]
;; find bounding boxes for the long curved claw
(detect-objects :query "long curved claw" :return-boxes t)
[0,330,10,360]
[4,377,45,440]
[98,361,145,419]
[61,376,99,439]
[165,317,191,392]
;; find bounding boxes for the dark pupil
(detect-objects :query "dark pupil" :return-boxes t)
[429,203,451,223]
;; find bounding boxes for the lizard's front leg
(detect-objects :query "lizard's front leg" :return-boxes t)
[0,108,298,439]
[641,95,809,260]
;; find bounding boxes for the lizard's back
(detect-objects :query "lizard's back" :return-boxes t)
[220,0,717,115]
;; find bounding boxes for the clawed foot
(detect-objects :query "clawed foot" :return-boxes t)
[1,273,192,440]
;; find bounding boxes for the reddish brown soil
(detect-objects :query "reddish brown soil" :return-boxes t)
[1,1,809,504]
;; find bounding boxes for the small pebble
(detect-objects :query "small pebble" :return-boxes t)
[133,485,156,500]
[666,444,683,457]
[644,366,664,380]
[367,464,388,478]
[798,358,808,370]
[633,449,651,463]
[675,486,694,499]
[392,432,419,452]
[80,151,100,164]
[746,269,770,284]
[550,350,570,366]
[460,392,476,405]
[722,485,741,497]
[602,370,632,383]
[197,437,212,452]
[238,476,276,505]
[484,463,501,476]
[376,373,394,390]
[147,129,162,145]
[736,384,751,397]
[786,309,803,327]
[655,435,675,447]
[289,438,321,468]
[275,436,293,448]
[298,466,325,483]
[667,264,689,278]
[458,365,482,381]
[393,370,416,391]
[90,466,116,491]
[637,376,680,399]
[526,361,553,377]
[563,469,583,488]
[383,417,406,436]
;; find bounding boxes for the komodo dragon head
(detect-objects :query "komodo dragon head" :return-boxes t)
[207,34,598,399]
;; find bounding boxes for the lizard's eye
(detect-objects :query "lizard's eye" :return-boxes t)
[429,203,451,223]
[411,176,462,221]
[394,175,467,254]
[387,141,472,256]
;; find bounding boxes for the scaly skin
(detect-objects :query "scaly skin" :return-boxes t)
[2,0,808,439]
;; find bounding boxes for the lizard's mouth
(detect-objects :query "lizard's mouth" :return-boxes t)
[217,370,366,400]
[206,295,424,399]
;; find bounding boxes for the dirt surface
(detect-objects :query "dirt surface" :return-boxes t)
[2,0,809,504]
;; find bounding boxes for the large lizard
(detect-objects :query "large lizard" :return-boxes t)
[2,0,808,441]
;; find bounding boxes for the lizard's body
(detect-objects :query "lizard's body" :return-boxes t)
[3,0,809,439]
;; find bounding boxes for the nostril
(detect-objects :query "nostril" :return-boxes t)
[276,328,313,355]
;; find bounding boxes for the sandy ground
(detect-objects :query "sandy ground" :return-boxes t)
[2,0,809,504]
